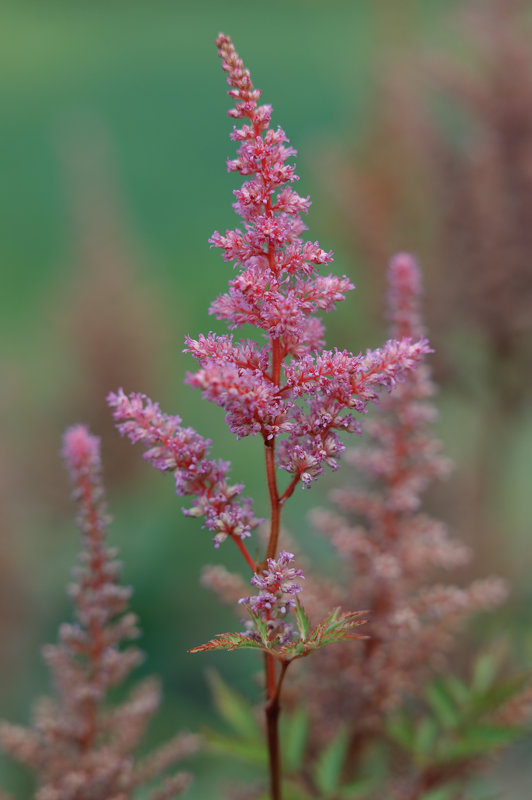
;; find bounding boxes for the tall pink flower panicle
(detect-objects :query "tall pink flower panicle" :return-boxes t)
[108,35,430,556]
[0,425,198,799]
[108,389,261,547]
[240,551,304,646]
[386,252,425,341]
[63,423,102,481]
[183,33,431,492]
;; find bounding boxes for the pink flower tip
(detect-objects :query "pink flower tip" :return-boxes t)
[388,252,422,295]
[62,424,101,476]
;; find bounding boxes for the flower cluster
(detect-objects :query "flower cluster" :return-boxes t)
[208,35,338,345]
[108,389,261,546]
[108,35,429,554]
[183,34,430,488]
[0,425,197,800]
[239,551,304,645]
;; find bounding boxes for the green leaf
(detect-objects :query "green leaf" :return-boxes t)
[194,607,368,663]
[251,610,272,648]
[387,713,416,751]
[426,681,460,729]
[469,673,531,718]
[279,640,307,660]
[294,598,310,642]
[189,631,264,653]
[313,728,349,796]
[444,675,470,707]
[203,728,267,767]
[281,706,309,774]
[472,653,498,694]
[436,725,521,763]
[339,777,377,798]
[206,670,261,739]
[309,608,367,649]
[459,724,521,755]
[414,717,439,759]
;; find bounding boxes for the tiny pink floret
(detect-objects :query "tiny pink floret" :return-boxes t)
[62,424,101,479]
[240,551,305,645]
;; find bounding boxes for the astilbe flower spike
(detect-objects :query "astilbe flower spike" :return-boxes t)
[109,35,429,545]
[183,34,430,498]
[107,390,261,549]
[107,34,430,800]
[0,425,198,800]
[301,254,506,789]
[239,551,304,646]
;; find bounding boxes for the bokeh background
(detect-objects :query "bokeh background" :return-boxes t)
[1,0,532,797]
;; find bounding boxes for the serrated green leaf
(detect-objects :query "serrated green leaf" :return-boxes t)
[280,640,307,659]
[309,609,367,648]
[274,610,367,662]
[206,670,261,740]
[426,682,460,729]
[203,728,267,767]
[313,728,349,796]
[189,631,264,653]
[310,608,343,645]
[294,598,310,641]
[251,610,271,648]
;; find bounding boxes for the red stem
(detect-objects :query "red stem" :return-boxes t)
[265,652,277,696]
[263,330,286,798]
[265,336,282,561]
[255,115,284,800]
[265,443,281,561]
[265,654,286,800]
[279,475,300,504]
[232,534,257,572]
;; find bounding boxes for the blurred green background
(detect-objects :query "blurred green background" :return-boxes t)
[1,0,532,797]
